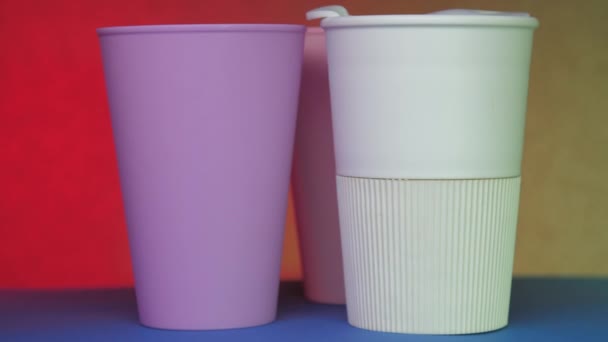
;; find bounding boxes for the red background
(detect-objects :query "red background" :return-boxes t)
[4,0,605,288]
[1,0,336,288]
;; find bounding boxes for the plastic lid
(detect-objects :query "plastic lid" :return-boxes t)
[306,5,539,28]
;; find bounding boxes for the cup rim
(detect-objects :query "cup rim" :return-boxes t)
[97,24,305,36]
[306,27,324,34]
[320,14,539,29]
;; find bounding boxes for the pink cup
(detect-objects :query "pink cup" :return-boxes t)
[292,28,345,304]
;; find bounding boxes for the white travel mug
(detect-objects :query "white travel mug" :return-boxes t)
[308,5,539,335]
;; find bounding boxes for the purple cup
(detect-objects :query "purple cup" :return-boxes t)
[98,24,305,330]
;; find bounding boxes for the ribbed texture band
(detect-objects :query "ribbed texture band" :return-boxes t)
[336,176,521,334]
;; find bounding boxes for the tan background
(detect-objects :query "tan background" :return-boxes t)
[281,0,608,278]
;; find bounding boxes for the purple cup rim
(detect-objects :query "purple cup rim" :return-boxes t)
[97,24,305,36]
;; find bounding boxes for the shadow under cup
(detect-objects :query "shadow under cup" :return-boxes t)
[98,24,305,330]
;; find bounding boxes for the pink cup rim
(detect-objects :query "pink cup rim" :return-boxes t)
[306,27,324,34]
[97,24,305,36]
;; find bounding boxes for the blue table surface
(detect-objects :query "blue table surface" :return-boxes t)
[0,278,606,341]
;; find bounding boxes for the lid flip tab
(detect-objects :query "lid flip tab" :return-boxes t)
[306,5,349,20]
